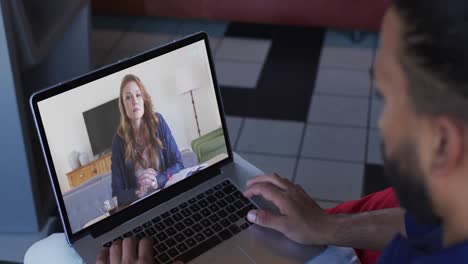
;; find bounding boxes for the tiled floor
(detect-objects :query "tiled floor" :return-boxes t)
[92,16,385,209]
[236,118,304,156]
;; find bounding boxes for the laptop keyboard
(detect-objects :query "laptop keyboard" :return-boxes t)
[103,179,257,264]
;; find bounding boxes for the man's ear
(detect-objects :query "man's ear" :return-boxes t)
[431,117,465,176]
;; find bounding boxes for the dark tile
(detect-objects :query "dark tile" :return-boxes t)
[92,15,138,31]
[220,23,325,122]
[363,164,389,196]
[177,19,228,37]
[130,17,181,34]
[224,23,277,39]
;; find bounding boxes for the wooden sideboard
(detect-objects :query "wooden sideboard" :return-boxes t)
[67,153,112,188]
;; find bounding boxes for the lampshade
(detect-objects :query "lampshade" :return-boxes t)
[176,66,200,95]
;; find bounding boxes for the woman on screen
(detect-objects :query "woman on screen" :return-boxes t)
[111,74,184,206]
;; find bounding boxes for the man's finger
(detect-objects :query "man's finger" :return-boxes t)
[122,237,137,263]
[110,240,122,264]
[243,182,289,212]
[246,174,291,191]
[95,248,109,264]
[247,209,286,233]
[138,237,154,262]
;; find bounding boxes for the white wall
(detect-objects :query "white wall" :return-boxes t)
[38,40,222,193]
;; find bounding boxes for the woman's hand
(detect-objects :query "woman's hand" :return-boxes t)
[138,169,157,186]
[136,169,158,198]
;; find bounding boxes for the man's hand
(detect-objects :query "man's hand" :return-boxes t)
[243,173,336,245]
[96,237,184,264]
[96,237,153,264]
[244,174,406,251]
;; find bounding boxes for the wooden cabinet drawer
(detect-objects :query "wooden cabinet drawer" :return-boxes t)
[67,165,97,187]
[66,153,112,188]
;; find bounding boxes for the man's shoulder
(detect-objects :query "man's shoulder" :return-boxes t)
[379,213,449,264]
[404,212,440,239]
[380,230,468,263]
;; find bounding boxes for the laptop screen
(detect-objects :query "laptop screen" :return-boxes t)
[37,39,229,234]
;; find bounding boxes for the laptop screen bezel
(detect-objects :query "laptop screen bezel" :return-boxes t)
[30,32,234,243]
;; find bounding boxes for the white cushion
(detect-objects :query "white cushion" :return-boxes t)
[24,233,83,264]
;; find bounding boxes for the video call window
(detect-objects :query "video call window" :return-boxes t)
[37,40,229,233]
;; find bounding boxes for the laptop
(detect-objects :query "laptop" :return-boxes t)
[30,32,322,263]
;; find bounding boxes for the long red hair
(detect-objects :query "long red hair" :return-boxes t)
[117,74,163,170]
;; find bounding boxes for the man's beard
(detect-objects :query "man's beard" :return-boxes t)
[381,142,441,225]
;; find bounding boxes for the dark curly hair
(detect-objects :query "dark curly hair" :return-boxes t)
[393,0,468,121]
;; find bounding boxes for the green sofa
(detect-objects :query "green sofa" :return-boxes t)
[191,128,227,163]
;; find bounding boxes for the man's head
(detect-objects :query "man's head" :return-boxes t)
[375,0,468,225]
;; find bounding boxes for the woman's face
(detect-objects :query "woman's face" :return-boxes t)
[122,81,145,122]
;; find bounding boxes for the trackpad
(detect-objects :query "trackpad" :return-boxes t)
[192,246,255,264]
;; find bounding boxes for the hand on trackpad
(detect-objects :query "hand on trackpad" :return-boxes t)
[243,173,336,246]
[250,194,281,214]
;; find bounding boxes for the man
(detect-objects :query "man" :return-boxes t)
[99,0,468,262]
